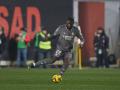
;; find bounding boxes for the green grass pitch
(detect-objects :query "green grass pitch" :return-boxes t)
[0,68,120,90]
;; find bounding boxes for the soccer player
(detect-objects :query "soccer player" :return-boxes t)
[28,17,84,75]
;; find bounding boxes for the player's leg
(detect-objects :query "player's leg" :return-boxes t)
[29,56,57,68]
[59,52,71,75]
[37,49,62,66]
[34,47,39,63]
[36,51,45,67]
[42,51,52,68]
[28,49,62,68]
[28,51,44,68]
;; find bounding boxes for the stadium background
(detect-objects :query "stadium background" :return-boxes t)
[0,0,120,66]
[0,0,73,62]
[0,1,120,90]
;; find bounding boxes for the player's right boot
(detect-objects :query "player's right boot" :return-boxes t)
[27,62,36,70]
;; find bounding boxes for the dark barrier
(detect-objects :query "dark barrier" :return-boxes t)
[0,0,72,61]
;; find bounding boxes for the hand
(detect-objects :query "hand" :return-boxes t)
[47,34,51,37]
[16,37,20,41]
[79,41,84,48]
[79,43,83,48]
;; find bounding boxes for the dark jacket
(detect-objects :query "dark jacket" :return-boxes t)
[0,33,6,54]
[93,32,109,50]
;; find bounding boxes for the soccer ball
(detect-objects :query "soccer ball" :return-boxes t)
[52,74,62,83]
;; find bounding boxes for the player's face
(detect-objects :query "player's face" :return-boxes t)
[98,29,103,36]
[66,20,73,30]
[98,29,102,33]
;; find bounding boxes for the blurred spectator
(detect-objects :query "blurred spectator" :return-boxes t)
[33,29,41,63]
[36,27,52,68]
[93,27,109,68]
[8,34,18,66]
[0,27,6,60]
[16,28,30,67]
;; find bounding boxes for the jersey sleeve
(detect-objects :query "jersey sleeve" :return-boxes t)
[74,27,85,44]
[53,26,61,36]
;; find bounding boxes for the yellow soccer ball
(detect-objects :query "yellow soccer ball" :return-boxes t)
[52,74,62,83]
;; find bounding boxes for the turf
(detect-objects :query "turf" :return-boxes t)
[0,68,120,90]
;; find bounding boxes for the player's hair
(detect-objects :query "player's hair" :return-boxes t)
[67,17,74,24]
[97,27,104,31]
[97,27,105,35]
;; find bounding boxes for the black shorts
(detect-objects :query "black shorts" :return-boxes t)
[54,49,72,60]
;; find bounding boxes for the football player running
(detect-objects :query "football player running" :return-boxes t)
[28,17,85,75]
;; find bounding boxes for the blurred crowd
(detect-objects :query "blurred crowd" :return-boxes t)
[0,26,53,67]
[0,25,118,68]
